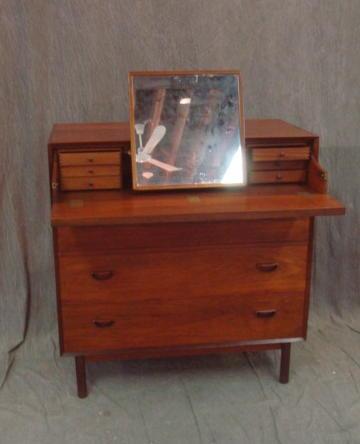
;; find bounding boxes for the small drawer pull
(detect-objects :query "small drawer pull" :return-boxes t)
[91,270,114,280]
[93,320,115,328]
[87,158,94,163]
[276,174,283,181]
[256,309,277,318]
[256,262,279,272]
[279,152,286,158]
[88,170,94,174]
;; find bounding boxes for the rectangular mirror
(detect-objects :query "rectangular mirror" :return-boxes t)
[129,70,246,190]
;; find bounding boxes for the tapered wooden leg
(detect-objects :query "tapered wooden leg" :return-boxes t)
[279,343,291,383]
[75,356,87,398]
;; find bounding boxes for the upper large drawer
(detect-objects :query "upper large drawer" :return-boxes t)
[56,219,310,254]
[59,243,308,304]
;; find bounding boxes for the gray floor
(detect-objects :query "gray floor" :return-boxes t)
[1,316,360,444]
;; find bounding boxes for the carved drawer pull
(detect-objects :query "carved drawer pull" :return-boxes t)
[91,270,114,280]
[256,309,277,318]
[93,320,115,328]
[256,262,279,272]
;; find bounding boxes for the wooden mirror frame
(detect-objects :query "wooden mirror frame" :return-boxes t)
[128,70,246,191]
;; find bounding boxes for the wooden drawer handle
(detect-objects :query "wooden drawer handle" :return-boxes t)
[93,319,115,328]
[256,309,277,318]
[256,262,279,272]
[91,270,114,280]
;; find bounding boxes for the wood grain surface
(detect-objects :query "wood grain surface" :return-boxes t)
[58,243,308,303]
[57,219,310,254]
[51,188,344,226]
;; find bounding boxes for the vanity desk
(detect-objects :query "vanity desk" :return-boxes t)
[49,119,344,398]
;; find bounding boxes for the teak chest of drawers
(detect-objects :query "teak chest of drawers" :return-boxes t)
[49,119,345,398]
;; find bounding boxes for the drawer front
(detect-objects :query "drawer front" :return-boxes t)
[252,160,308,171]
[61,165,120,177]
[59,244,308,304]
[59,151,120,166]
[57,219,310,254]
[252,147,310,162]
[61,176,121,191]
[61,292,305,353]
[250,170,306,184]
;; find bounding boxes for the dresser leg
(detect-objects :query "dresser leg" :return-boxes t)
[75,356,88,398]
[279,343,291,383]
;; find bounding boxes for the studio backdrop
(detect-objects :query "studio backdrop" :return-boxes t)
[1,0,359,386]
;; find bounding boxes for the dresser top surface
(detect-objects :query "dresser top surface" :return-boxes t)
[49,119,317,146]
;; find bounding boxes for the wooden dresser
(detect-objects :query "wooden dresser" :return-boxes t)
[49,119,345,398]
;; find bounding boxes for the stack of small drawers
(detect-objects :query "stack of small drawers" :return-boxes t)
[58,150,122,191]
[249,146,310,184]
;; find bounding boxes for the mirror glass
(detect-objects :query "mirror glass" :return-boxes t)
[129,71,246,190]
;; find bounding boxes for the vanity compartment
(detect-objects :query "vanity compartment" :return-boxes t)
[249,145,310,184]
[58,150,122,191]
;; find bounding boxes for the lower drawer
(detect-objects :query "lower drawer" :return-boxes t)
[61,176,121,191]
[250,170,306,184]
[61,293,305,353]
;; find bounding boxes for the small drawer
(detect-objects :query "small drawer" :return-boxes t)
[252,160,308,171]
[59,151,121,166]
[250,170,306,184]
[252,147,310,162]
[61,176,121,191]
[61,165,120,177]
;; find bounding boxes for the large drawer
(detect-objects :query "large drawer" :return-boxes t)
[61,292,305,353]
[59,244,308,304]
[56,219,310,254]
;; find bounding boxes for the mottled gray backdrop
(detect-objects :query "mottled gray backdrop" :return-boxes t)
[1,1,359,443]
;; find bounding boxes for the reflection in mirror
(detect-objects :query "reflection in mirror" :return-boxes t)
[129,71,246,190]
